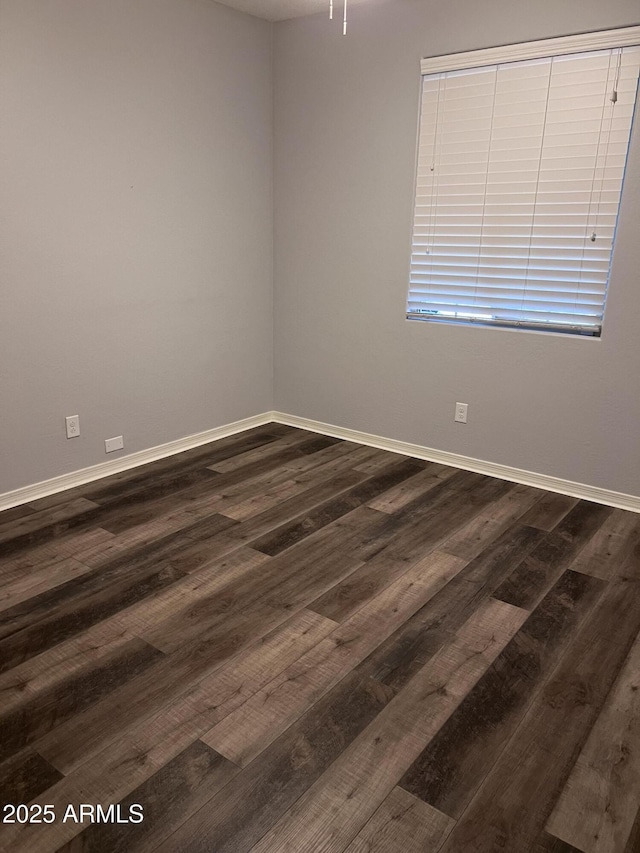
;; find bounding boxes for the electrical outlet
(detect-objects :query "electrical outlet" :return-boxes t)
[105,435,124,453]
[65,415,80,438]
[454,402,468,424]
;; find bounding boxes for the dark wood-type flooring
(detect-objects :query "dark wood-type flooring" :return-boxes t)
[1,423,639,852]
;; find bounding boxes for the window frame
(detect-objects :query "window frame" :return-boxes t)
[406,25,640,337]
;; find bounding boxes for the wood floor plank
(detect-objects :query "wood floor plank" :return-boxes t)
[0,620,138,716]
[35,602,285,775]
[0,637,163,763]
[0,498,100,546]
[438,574,640,853]
[256,509,394,614]
[281,441,383,475]
[153,466,473,578]
[159,505,389,637]
[305,549,424,625]
[358,472,513,572]
[190,466,369,563]
[220,476,319,522]
[96,471,222,535]
[623,807,640,853]
[0,510,239,640]
[0,494,232,580]
[0,562,186,673]
[533,833,585,852]
[90,465,221,509]
[619,524,640,580]
[4,528,115,573]
[123,548,271,649]
[399,569,605,819]
[351,448,414,474]
[36,587,336,778]
[357,468,484,541]
[203,438,341,488]
[172,462,301,518]
[60,609,338,804]
[25,482,113,510]
[546,625,640,853]
[0,751,63,808]
[294,434,342,454]
[159,593,530,853]
[208,430,333,473]
[141,509,381,654]
[219,445,382,522]
[250,458,423,556]
[155,672,395,853]
[132,609,337,749]
[88,434,337,529]
[305,470,496,623]
[0,557,95,613]
[365,463,456,513]
[0,504,37,524]
[0,487,206,559]
[568,508,640,580]
[354,522,540,690]
[0,443,316,560]
[440,482,544,561]
[519,492,579,531]
[0,775,90,852]
[247,598,527,853]
[1,610,335,850]
[492,500,612,610]
[343,787,454,853]
[79,511,226,568]
[308,496,542,626]
[57,741,237,853]
[201,550,467,767]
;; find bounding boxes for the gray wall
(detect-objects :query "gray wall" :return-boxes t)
[273,0,640,495]
[0,0,273,493]
[2,0,639,500]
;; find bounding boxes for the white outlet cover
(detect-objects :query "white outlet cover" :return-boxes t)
[65,415,80,438]
[455,403,468,424]
[105,435,124,453]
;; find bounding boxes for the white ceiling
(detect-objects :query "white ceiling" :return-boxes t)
[214,0,372,22]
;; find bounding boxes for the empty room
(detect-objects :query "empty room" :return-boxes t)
[1,0,640,850]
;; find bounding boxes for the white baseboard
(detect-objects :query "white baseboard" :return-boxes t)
[271,411,640,514]
[0,413,274,512]
[2,409,638,514]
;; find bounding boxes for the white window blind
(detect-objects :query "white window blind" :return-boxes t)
[408,32,640,335]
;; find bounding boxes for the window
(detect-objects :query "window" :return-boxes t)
[407,27,640,335]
